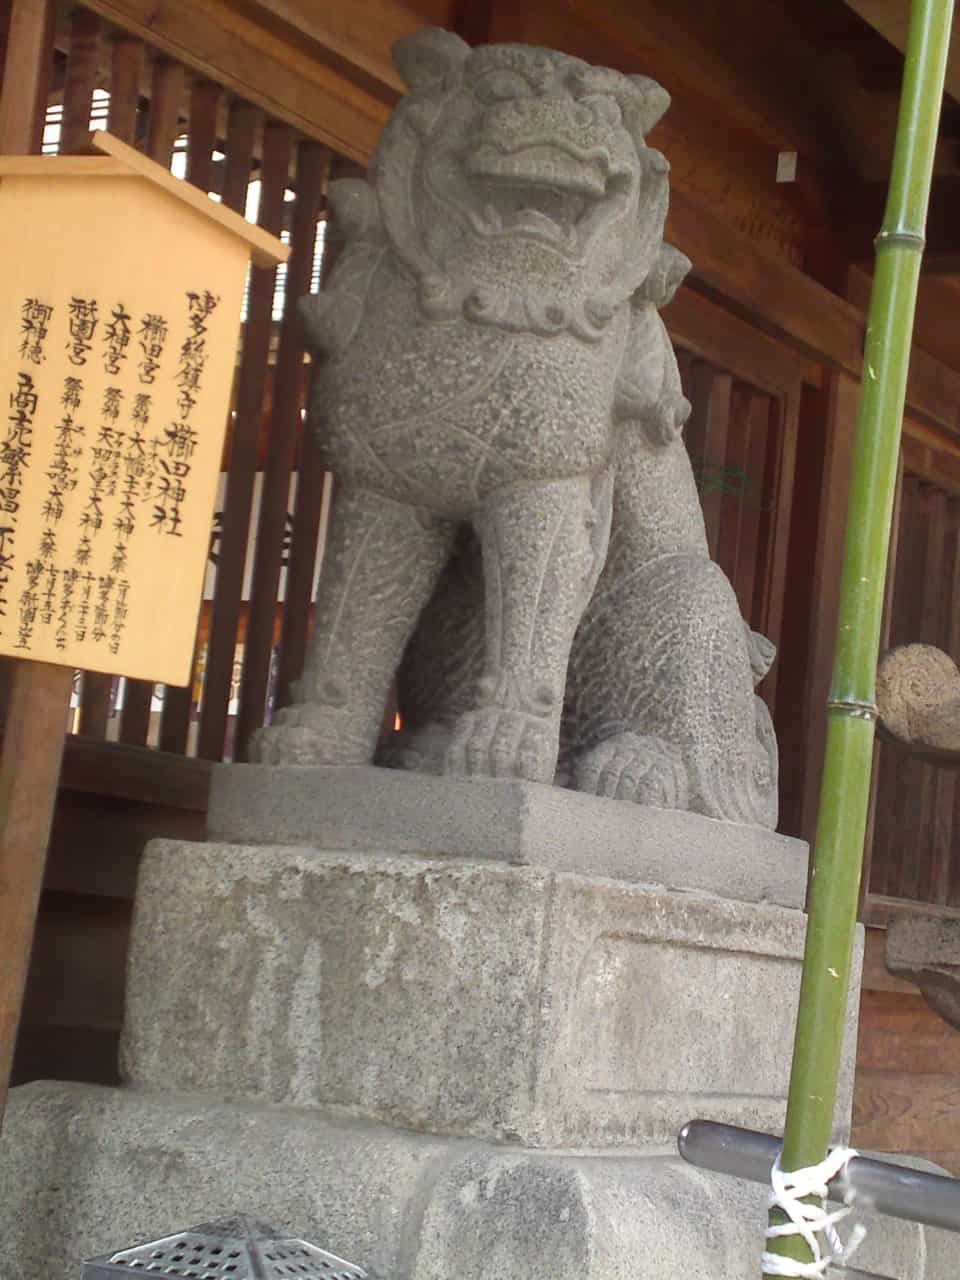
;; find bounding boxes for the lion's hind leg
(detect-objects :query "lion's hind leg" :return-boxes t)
[569,552,778,828]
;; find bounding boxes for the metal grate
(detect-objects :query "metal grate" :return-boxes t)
[82,1216,367,1280]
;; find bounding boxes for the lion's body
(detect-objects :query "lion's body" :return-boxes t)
[315,251,629,512]
[252,30,779,830]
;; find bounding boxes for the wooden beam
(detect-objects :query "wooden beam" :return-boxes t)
[845,0,960,104]
[667,187,960,435]
[665,281,821,393]
[60,736,211,811]
[78,0,395,162]
[853,174,960,269]
[233,0,419,95]
[921,254,960,275]
[568,0,901,183]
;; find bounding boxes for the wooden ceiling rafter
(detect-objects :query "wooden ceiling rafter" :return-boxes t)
[844,0,960,104]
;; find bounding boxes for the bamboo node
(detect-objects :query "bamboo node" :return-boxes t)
[825,698,878,721]
[873,229,926,251]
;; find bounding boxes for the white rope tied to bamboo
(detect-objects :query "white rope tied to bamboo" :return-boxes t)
[761,1146,867,1277]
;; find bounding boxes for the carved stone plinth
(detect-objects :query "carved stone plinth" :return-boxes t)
[887,911,960,1030]
[0,775,940,1280]
[119,834,852,1147]
[207,764,808,909]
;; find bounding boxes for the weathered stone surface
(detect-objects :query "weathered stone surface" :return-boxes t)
[887,911,960,1029]
[0,1081,948,1280]
[412,1146,767,1280]
[207,763,808,908]
[248,29,779,829]
[0,1081,453,1280]
[121,839,858,1145]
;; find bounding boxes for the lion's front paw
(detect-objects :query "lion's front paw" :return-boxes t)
[444,708,558,783]
[573,732,689,807]
[247,704,369,767]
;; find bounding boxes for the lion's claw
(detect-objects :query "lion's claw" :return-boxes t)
[444,708,558,783]
[573,732,689,807]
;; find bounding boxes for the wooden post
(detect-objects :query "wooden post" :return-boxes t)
[0,0,66,1129]
[0,662,73,1120]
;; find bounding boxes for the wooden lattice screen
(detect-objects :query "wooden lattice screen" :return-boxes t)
[678,357,786,651]
[868,469,960,915]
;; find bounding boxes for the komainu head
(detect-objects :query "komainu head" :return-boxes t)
[374,28,675,338]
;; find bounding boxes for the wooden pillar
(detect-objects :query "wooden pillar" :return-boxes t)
[235,140,329,760]
[0,0,52,157]
[197,122,290,761]
[0,0,72,1129]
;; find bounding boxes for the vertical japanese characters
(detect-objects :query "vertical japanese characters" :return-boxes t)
[149,290,219,539]
[2,288,220,661]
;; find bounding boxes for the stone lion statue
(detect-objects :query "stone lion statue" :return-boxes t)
[250,28,778,828]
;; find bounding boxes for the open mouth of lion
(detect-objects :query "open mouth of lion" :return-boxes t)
[462,143,630,249]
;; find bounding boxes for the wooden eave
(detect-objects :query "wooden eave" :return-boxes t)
[0,128,289,267]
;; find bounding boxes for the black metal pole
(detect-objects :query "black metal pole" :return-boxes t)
[679,1120,960,1235]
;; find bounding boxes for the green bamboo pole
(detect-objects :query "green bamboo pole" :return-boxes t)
[763,0,954,1273]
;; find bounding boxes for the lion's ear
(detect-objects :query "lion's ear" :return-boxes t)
[635,243,691,309]
[620,75,671,141]
[393,27,470,93]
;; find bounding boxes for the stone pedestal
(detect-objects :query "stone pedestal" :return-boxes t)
[120,837,843,1147]
[0,766,949,1278]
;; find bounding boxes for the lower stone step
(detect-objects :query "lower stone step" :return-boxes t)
[0,1081,951,1280]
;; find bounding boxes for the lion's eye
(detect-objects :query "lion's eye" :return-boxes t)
[475,70,533,104]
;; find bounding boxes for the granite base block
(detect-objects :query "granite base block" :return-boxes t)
[0,1081,950,1280]
[206,763,809,909]
[120,839,861,1147]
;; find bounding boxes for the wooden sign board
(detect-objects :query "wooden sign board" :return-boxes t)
[0,131,288,686]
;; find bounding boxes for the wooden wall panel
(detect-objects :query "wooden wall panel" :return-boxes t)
[853,939,960,1176]
[853,1067,960,1174]
[735,393,772,626]
[687,366,732,559]
[715,383,752,589]
[774,384,828,835]
[867,473,960,914]
[799,373,860,844]
[667,330,803,796]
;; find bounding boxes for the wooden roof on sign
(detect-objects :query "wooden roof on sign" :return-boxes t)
[0,130,289,269]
